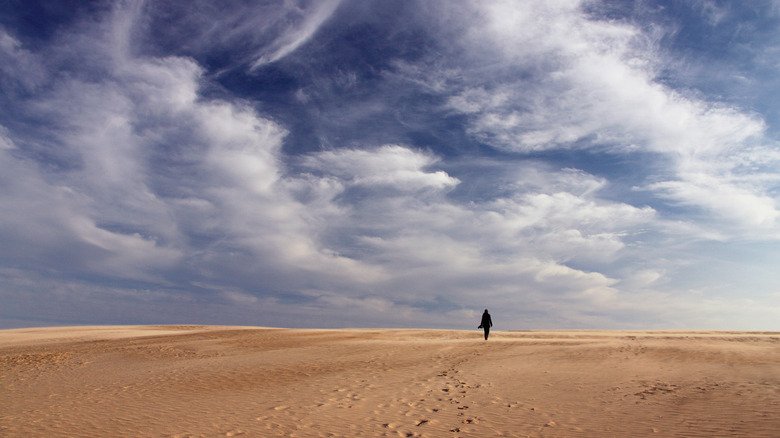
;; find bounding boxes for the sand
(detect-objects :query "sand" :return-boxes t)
[1,326,779,437]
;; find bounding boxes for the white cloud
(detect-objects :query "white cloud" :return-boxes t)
[302,145,460,191]
[445,0,762,157]
[650,174,778,230]
[296,144,658,315]
[0,2,384,290]
[250,0,342,69]
[696,0,730,26]
[221,289,260,305]
[436,0,780,236]
[0,129,181,281]
[201,102,285,194]
[0,28,46,91]
[620,269,664,289]
[0,126,14,150]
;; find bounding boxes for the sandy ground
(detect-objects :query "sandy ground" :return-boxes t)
[1,326,779,437]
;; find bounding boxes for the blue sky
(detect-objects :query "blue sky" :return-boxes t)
[1,0,779,330]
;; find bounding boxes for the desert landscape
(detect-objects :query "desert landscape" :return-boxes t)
[1,326,778,437]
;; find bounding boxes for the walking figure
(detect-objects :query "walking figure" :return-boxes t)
[478,309,493,340]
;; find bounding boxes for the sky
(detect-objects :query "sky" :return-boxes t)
[1,0,780,330]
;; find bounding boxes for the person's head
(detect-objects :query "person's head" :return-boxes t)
[484,309,489,313]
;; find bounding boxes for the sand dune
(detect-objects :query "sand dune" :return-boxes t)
[1,326,779,437]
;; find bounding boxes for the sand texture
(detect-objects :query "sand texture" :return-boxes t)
[1,326,779,437]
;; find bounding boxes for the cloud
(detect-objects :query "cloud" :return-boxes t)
[443,0,759,157]
[250,0,342,69]
[1,11,669,324]
[0,29,46,92]
[2,0,779,330]
[137,0,342,71]
[302,145,459,191]
[295,144,657,319]
[431,0,780,236]
[0,2,379,292]
[649,172,779,230]
[0,128,182,281]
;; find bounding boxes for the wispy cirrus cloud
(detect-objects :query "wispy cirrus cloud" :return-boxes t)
[136,0,342,71]
[250,0,342,69]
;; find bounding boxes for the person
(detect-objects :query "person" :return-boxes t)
[478,309,492,340]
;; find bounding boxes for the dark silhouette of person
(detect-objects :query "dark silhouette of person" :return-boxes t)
[478,309,493,340]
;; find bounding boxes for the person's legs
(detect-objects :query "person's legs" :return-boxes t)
[484,327,489,340]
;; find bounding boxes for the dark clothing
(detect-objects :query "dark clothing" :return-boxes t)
[479,312,492,340]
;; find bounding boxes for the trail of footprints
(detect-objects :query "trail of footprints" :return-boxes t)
[434,367,482,431]
[249,352,543,437]
[380,359,556,437]
[377,363,500,437]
